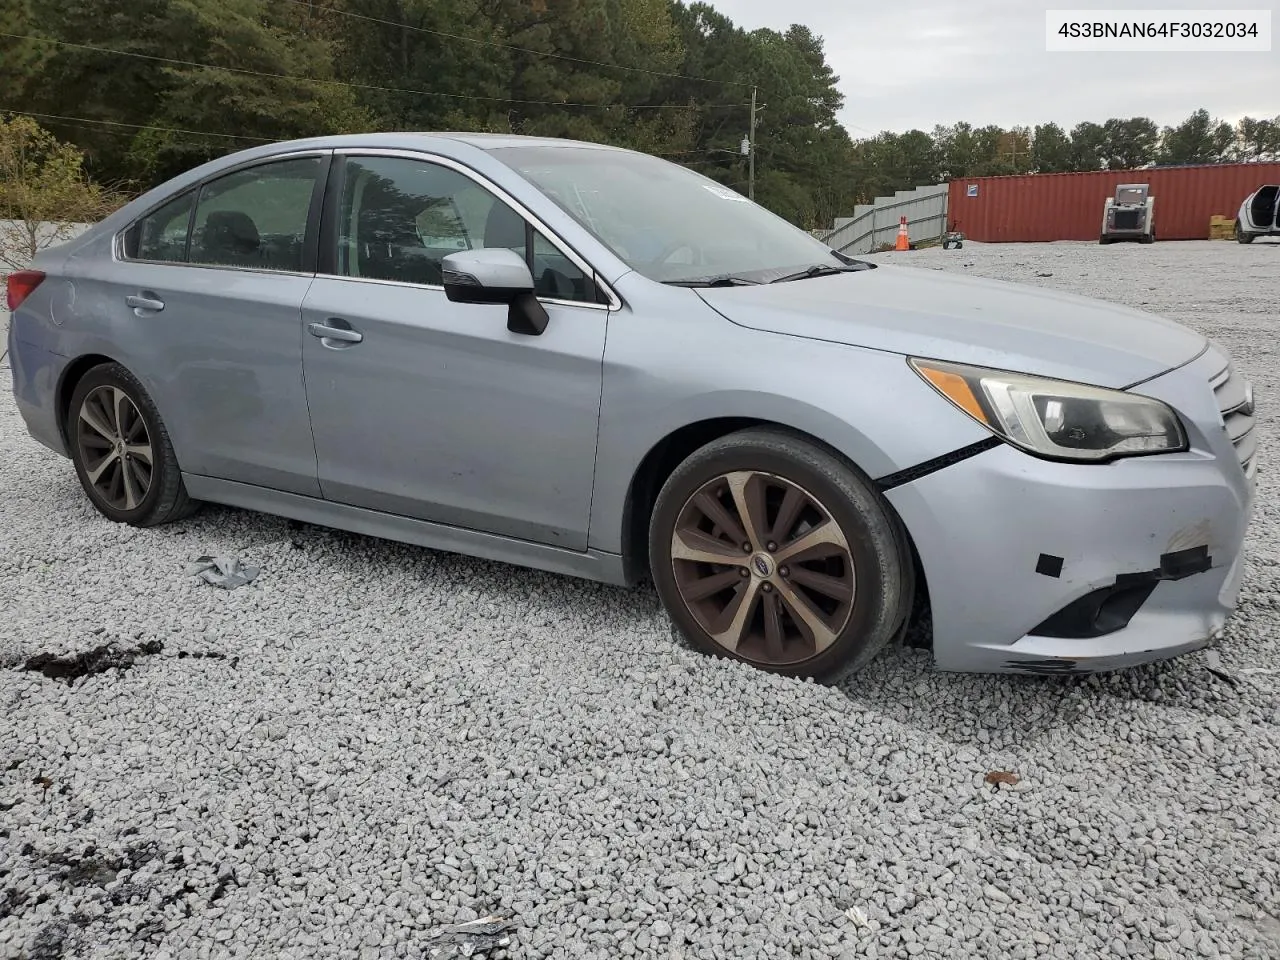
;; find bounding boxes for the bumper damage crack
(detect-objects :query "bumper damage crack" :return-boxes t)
[1006,545,1215,674]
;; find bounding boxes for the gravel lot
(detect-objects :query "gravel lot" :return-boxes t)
[3,240,1279,960]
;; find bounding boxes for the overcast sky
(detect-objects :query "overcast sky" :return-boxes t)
[708,0,1280,137]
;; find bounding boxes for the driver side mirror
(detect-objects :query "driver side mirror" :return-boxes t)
[442,248,549,336]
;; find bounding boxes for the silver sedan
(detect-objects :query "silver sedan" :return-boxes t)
[5,133,1257,678]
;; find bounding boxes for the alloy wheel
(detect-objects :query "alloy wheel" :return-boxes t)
[669,470,857,666]
[75,385,154,512]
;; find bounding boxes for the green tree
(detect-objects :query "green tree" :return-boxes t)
[1159,108,1236,165]
[11,0,368,186]
[1236,116,1280,161]
[1069,121,1106,171]
[1031,122,1072,172]
[0,0,51,100]
[0,115,126,274]
[933,122,980,179]
[1102,117,1159,170]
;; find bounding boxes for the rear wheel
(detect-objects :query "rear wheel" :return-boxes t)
[648,429,913,682]
[67,363,198,526]
[1236,220,1255,244]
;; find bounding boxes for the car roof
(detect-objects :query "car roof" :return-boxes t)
[245,131,629,154]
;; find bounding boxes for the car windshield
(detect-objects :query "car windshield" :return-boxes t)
[491,145,854,284]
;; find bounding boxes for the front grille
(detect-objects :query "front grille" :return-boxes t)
[1112,209,1142,230]
[1211,361,1256,474]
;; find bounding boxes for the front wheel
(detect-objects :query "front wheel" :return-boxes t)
[648,429,914,682]
[67,363,198,526]
[1236,220,1255,244]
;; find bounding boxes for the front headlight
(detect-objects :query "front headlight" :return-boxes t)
[909,358,1187,462]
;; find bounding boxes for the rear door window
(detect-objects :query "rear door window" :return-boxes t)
[188,157,322,272]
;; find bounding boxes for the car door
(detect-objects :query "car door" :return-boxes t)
[300,151,609,550]
[1244,185,1279,233]
[111,152,329,497]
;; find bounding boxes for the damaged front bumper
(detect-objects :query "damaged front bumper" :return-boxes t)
[887,346,1256,675]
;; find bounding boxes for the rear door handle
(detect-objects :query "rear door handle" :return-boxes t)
[307,320,363,345]
[126,294,165,312]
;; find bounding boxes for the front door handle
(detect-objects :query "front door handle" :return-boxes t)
[126,294,165,312]
[307,320,363,345]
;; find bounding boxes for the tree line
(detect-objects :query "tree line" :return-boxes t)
[851,111,1280,205]
[1,0,1275,231]
[0,0,856,229]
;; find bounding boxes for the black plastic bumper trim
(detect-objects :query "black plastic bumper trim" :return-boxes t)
[876,436,1003,491]
[1029,545,1212,640]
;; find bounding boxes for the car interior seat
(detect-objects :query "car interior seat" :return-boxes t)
[201,211,261,267]
[360,204,442,286]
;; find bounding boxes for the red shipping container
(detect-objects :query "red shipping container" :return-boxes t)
[947,163,1280,243]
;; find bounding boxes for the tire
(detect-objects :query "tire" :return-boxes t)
[648,428,914,682]
[1236,221,1254,244]
[67,362,198,527]
[1140,232,1154,245]
[1099,236,1112,245]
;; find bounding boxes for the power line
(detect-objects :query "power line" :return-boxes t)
[1,108,741,171]
[0,32,729,111]
[0,110,259,161]
[278,0,753,88]
[0,108,273,143]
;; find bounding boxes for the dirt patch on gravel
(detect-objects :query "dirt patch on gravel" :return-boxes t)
[21,640,163,684]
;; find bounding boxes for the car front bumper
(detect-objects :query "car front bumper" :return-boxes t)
[887,345,1256,675]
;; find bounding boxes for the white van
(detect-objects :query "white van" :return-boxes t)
[1236,185,1280,243]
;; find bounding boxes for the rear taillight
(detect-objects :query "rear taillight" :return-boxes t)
[6,270,46,311]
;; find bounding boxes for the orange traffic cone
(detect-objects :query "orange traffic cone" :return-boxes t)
[895,215,909,251]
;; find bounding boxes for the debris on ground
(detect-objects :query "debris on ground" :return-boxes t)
[1204,649,1239,688]
[984,770,1020,787]
[844,905,872,929]
[423,916,514,958]
[22,641,163,685]
[184,556,259,590]
[5,241,1280,959]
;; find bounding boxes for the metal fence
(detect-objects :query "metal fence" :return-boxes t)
[819,184,949,255]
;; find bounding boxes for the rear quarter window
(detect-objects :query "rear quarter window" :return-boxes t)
[122,191,195,263]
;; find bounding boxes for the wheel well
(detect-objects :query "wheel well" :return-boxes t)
[622,418,761,583]
[619,418,932,646]
[55,354,115,449]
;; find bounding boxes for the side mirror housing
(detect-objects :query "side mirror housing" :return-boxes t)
[442,248,548,336]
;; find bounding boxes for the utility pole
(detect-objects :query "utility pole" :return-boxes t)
[748,86,758,201]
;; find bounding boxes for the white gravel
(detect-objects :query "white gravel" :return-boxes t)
[3,239,1279,960]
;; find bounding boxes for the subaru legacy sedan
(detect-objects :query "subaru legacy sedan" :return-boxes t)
[6,134,1257,678]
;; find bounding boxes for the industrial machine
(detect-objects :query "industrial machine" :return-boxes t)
[1099,183,1155,244]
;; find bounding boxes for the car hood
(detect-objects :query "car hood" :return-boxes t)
[697,264,1207,388]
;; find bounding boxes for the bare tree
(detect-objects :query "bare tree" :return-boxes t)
[0,114,126,276]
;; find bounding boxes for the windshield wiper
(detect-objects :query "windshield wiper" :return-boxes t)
[663,275,761,288]
[770,264,857,283]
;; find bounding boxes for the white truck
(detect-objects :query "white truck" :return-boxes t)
[1236,185,1280,243]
